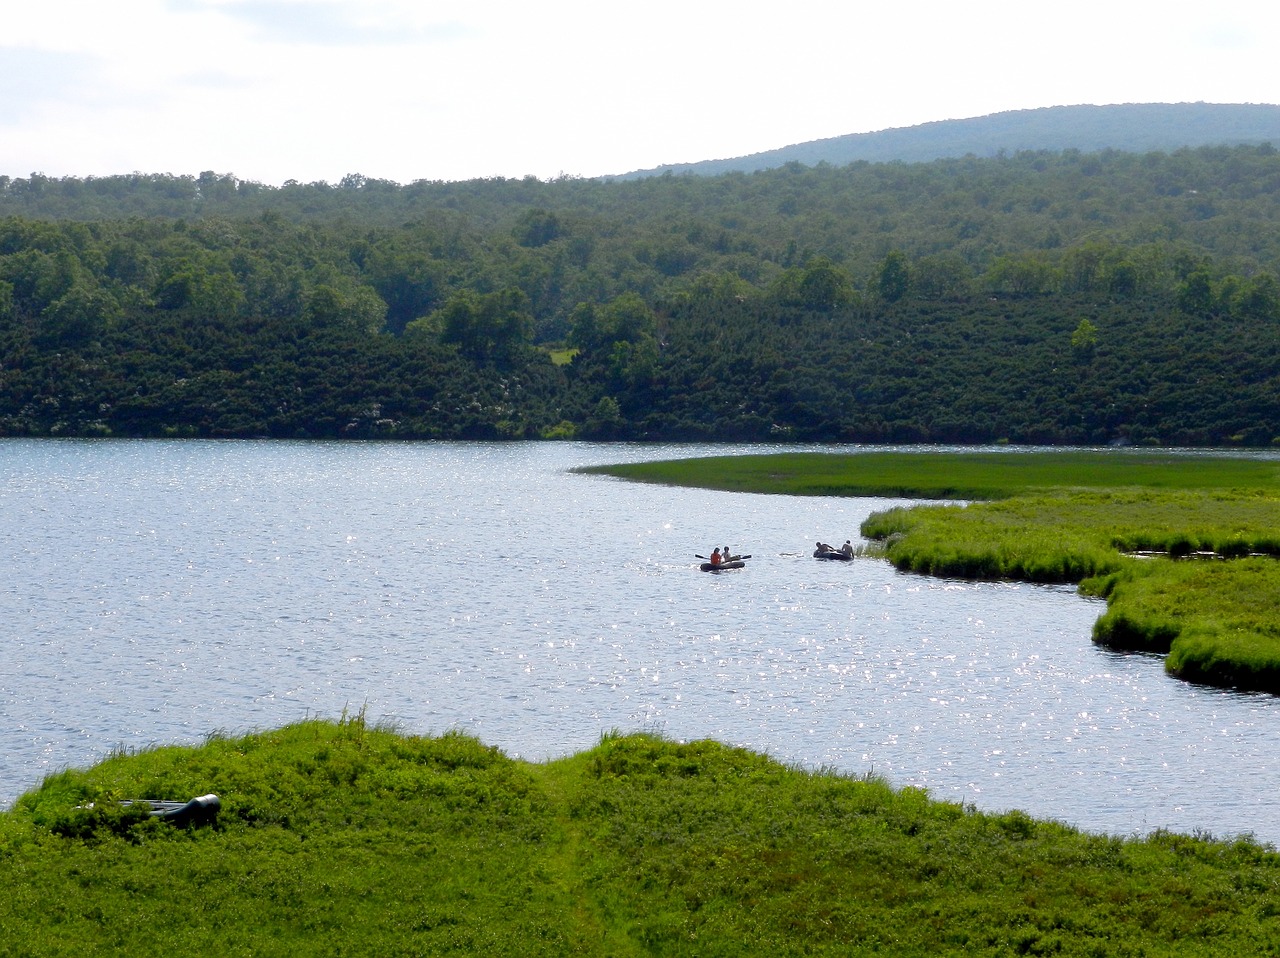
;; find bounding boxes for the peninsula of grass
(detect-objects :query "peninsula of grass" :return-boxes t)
[580,450,1280,499]
[4,718,1279,956]
[585,450,1280,693]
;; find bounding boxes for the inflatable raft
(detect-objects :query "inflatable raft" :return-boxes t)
[813,548,853,560]
[700,559,746,572]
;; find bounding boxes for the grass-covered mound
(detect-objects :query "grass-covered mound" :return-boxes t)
[3,719,1279,956]
[587,451,1280,693]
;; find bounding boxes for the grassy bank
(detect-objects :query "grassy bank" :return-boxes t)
[4,719,1279,956]
[579,450,1280,499]
[587,451,1280,693]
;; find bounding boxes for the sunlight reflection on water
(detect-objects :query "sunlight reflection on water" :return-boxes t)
[2,439,1278,844]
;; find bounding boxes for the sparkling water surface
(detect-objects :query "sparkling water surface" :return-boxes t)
[2,439,1277,844]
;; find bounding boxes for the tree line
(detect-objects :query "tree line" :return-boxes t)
[2,143,1280,443]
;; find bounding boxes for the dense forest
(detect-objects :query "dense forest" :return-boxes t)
[3,138,1280,444]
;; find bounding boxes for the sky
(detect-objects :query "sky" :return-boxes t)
[4,0,1279,186]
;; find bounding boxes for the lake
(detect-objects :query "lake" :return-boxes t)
[3,439,1278,844]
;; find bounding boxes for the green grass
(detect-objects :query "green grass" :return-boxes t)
[862,488,1280,578]
[589,451,1280,693]
[546,346,579,366]
[579,450,1280,499]
[4,720,1279,956]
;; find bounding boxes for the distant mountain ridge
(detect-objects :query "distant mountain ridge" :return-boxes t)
[616,103,1280,179]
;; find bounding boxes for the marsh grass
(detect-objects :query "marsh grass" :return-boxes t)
[4,723,1279,956]
[8,720,580,956]
[590,452,1280,693]
[580,450,1280,499]
[1088,558,1280,688]
[861,490,1280,692]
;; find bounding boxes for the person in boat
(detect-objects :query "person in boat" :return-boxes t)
[710,547,723,567]
[723,545,735,562]
[840,540,854,558]
[816,540,834,554]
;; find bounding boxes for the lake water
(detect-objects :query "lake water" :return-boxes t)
[3,439,1278,845]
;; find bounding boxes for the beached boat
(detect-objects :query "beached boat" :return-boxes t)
[122,794,221,827]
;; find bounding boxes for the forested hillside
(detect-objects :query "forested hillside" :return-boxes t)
[2,141,1280,444]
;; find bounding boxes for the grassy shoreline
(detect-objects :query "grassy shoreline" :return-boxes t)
[584,450,1280,694]
[578,450,1280,499]
[4,719,1279,955]
[9,450,1280,954]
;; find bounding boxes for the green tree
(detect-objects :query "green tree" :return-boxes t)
[912,254,972,300]
[771,258,853,311]
[363,241,444,334]
[569,292,656,354]
[437,287,534,365]
[608,336,659,387]
[38,284,121,347]
[1070,318,1098,361]
[1237,273,1279,320]
[878,250,910,303]
[1103,258,1139,298]
[984,253,1059,297]
[566,302,602,353]
[1,249,83,317]
[154,260,243,322]
[1061,242,1108,294]
[583,395,625,438]
[1214,274,1244,317]
[513,208,562,248]
[305,282,387,334]
[1177,269,1214,316]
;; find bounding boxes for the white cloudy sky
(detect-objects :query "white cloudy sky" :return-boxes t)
[4,0,1278,185]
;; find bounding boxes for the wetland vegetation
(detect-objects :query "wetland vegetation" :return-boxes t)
[586,450,1280,693]
[7,450,1280,954]
[4,717,1279,956]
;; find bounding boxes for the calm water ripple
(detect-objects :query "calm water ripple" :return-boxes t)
[2,439,1277,844]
